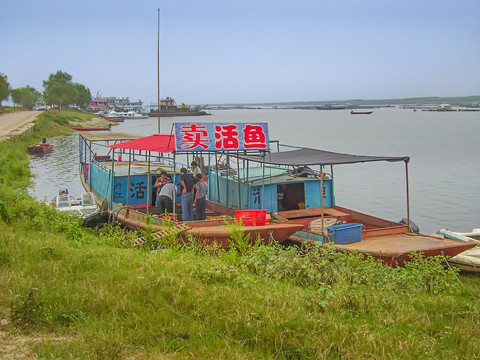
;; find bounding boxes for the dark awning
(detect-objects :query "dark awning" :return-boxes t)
[237,147,409,166]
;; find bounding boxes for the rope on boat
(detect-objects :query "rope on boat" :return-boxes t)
[134,223,191,248]
[441,253,480,302]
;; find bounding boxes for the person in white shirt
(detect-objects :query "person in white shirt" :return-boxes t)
[157,177,176,215]
[191,161,201,177]
[193,173,208,220]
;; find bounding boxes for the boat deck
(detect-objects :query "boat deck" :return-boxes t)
[338,233,475,266]
[279,207,349,219]
[338,233,468,252]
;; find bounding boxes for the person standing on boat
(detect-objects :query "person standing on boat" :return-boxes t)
[154,171,167,210]
[180,167,194,221]
[191,161,201,177]
[157,177,176,215]
[193,173,208,220]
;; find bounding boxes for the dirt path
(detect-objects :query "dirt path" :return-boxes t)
[0,111,42,140]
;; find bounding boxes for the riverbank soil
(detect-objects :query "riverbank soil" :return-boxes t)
[68,115,116,129]
[0,111,42,140]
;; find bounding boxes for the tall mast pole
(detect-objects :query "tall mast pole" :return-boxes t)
[157,8,161,133]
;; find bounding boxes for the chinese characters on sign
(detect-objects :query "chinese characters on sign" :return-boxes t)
[175,123,269,151]
[113,176,149,205]
[130,181,146,199]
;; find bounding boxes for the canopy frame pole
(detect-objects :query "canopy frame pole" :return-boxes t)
[110,149,115,208]
[88,141,92,190]
[236,151,241,209]
[261,151,266,209]
[226,153,230,206]
[147,151,151,215]
[172,153,177,222]
[215,152,220,204]
[157,8,161,133]
[126,149,132,209]
[207,152,211,201]
[320,165,324,239]
[405,160,411,231]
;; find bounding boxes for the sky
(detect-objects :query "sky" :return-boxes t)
[1,0,479,105]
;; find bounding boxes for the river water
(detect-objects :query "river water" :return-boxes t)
[29,108,480,235]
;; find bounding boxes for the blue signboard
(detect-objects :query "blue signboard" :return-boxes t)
[174,123,269,152]
[114,175,149,206]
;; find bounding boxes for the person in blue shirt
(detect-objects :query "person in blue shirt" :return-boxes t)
[180,167,194,221]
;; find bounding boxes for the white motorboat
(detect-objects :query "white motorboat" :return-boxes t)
[48,190,100,220]
[103,110,148,120]
[437,228,480,273]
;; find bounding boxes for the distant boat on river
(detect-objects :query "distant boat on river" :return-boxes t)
[70,124,112,131]
[149,97,209,117]
[350,110,373,115]
[28,143,54,154]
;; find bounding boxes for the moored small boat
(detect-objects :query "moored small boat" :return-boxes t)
[102,110,148,121]
[28,143,54,154]
[71,125,112,131]
[149,97,209,117]
[47,190,101,224]
[350,110,373,114]
[436,228,480,272]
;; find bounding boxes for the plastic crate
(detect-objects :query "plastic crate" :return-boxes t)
[326,223,364,244]
[234,209,267,226]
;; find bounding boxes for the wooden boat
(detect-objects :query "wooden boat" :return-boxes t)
[103,117,124,122]
[201,135,475,266]
[436,228,480,272]
[149,97,209,117]
[78,131,302,248]
[71,125,111,131]
[284,208,474,266]
[114,207,302,249]
[27,143,54,154]
[77,125,475,261]
[350,110,373,114]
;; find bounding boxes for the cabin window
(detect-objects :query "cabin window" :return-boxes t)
[278,183,305,211]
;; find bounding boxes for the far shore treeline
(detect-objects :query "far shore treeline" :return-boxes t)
[0,71,91,110]
[1,70,480,112]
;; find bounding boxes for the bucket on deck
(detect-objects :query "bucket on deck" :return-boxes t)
[235,209,267,226]
[326,223,364,244]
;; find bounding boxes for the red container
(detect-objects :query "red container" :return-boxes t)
[234,209,267,226]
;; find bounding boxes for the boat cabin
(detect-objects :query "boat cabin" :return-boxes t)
[208,165,333,212]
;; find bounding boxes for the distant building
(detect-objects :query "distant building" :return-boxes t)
[88,96,143,113]
[438,104,452,111]
[88,97,110,113]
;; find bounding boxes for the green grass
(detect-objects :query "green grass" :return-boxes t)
[0,105,25,114]
[0,110,479,359]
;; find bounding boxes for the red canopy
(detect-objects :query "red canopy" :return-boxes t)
[109,134,176,153]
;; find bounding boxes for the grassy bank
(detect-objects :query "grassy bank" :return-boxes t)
[1,111,480,359]
[0,106,25,115]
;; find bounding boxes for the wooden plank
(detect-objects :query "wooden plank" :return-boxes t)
[278,207,350,219]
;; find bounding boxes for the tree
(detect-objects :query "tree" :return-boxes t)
[9,88,22,107]
[0,73,10,105]
[43,71,73,109]
[10,86,41,110]
[74,83,91,109]
[43,70,91,110]
[47,82,77,109]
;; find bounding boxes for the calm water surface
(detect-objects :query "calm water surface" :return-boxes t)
[29,108,480,234]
